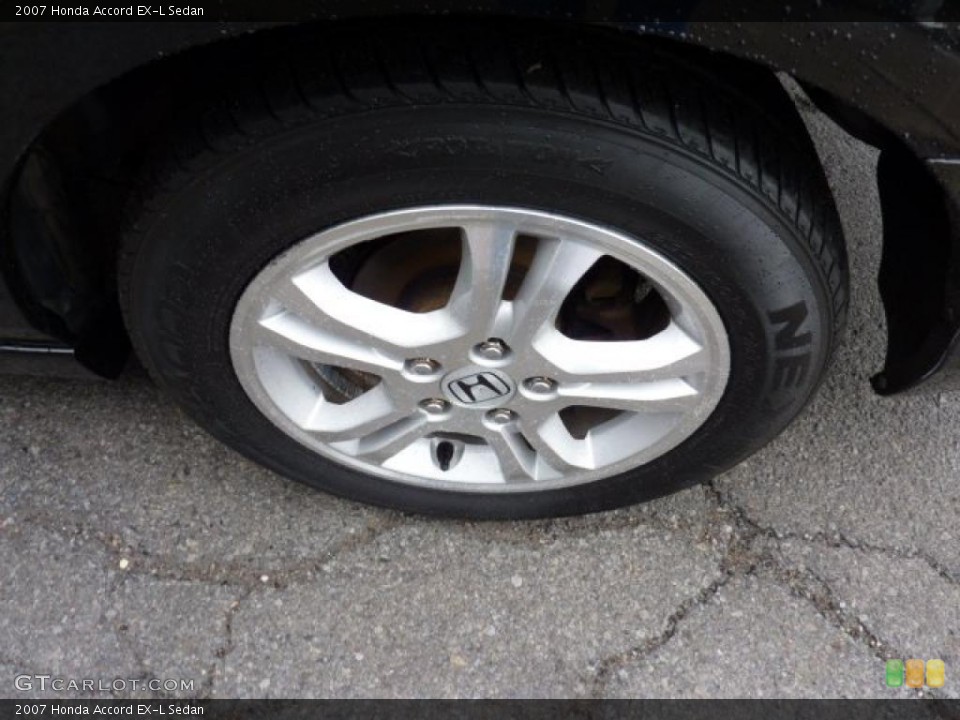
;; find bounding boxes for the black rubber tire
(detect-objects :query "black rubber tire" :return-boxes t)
[119,21,848,519]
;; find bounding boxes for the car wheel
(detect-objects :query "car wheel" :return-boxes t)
[119,22,847,518]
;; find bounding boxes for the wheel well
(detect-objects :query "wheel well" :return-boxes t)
[797,84,956,393]
[7,17,847,377]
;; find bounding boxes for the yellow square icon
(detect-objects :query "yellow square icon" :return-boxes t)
[905,659,925,688]
[927,659,946,688]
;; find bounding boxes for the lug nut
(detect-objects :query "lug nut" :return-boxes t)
[486,408,516,425]
[420,398,449,415]
[475,338,509,361]
[524,377,556,394]
[405,358,440,376]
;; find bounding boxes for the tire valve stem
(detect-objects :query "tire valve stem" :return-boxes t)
[435,440,455,471]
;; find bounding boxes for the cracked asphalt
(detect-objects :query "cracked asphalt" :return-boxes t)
[2,93,960,700]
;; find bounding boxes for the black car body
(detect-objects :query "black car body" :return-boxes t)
[1,5,959,397]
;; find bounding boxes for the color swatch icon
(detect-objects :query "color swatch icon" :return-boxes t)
[886,658,945,688]
[927,659,946,688]
[906,659,925,688]
[886,659,904,687]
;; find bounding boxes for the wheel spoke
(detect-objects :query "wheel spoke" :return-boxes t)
[558,377,700,414]
[529,320,709,385]
[518,414,592,471]
[303,384,407,439]
[506,237,603,343]
[483,427,537,483]
[349,413,433,464]
[449,220,518,339]
[269,263,464,362]
[257,311,400,375]
[306,382,437,463]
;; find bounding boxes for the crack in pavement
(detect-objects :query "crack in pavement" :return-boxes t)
[4,507,404,699]
[773,529,957,588]
[587,501,753,697]
[199,587,255,699]
[8,506,405,591]
[100,570,177,700]
[704,480,948,698]
[588,569,737,697]
[708,482,959,588]
[759,554,944,700]
[587,479,953,698]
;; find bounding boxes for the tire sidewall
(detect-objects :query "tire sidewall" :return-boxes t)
[126,106,833,517]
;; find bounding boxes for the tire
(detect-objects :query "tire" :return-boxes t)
[119,21,848,519]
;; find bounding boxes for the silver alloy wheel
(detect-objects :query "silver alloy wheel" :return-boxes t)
[229,206,730,492]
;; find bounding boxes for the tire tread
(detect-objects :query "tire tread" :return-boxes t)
[120,21,848,378]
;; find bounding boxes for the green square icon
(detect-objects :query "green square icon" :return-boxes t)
[886,659,905,687]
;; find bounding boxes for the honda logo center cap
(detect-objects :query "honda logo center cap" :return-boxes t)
[442,367,516,408]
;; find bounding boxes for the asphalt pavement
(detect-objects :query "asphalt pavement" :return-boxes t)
[1,89,958,699]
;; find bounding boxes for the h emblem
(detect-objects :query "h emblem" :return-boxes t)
[446,372,511,404]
